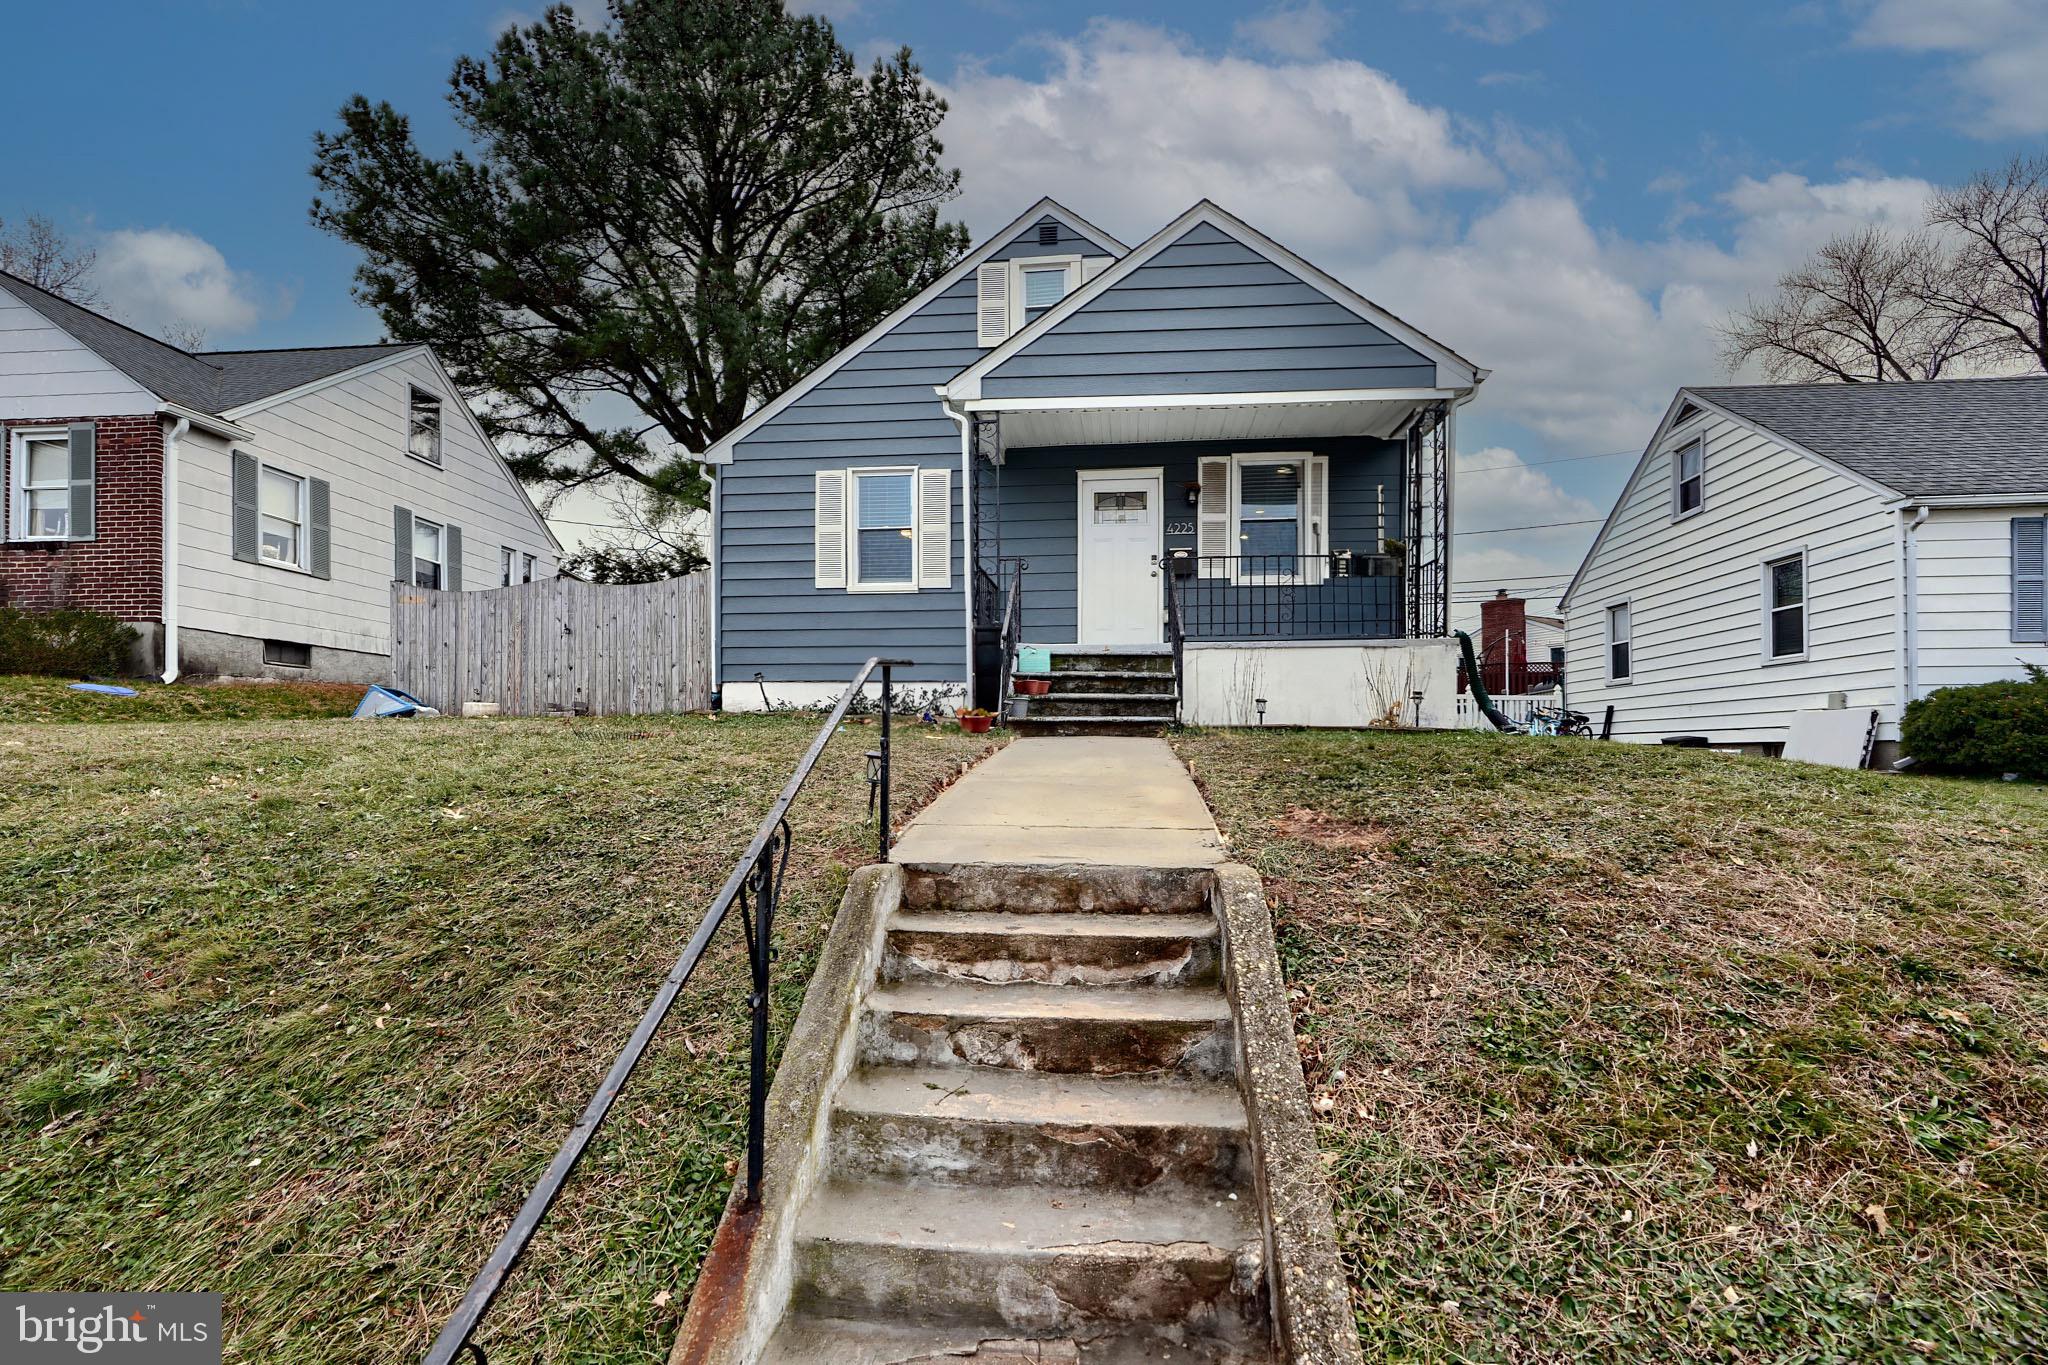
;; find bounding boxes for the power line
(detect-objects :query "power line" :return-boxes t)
[1460,448,1636,476]
[1454,517,1604,537]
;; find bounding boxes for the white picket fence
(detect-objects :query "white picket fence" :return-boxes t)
[1453,692,1562,729]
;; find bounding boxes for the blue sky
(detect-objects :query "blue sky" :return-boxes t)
[4,1,2044,602]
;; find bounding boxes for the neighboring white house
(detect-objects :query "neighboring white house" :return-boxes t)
[0,270,558,682]
[1559,377,2048,762]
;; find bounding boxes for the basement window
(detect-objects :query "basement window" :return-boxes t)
[263,639,312,669]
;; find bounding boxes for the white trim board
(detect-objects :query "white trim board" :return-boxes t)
[959,387,1458,414]
[943,199,1484,403]
[700,198,1129,466]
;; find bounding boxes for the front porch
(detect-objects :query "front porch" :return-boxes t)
[963,392,1458,728]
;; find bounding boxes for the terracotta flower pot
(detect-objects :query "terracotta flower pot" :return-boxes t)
[957,713,994,734]
[1013,676,1052,696]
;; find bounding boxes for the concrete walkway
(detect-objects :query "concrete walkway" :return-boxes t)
[890,736,1226,868]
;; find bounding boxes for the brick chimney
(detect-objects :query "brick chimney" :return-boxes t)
[1478,589,1528,694]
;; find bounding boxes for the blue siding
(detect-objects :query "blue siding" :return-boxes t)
[718,215,1114,683]
[991,437,1406,642]
[982,222,1436,400]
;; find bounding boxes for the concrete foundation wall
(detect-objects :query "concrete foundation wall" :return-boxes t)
[176,625,388,685]
[1182,638,1459,728]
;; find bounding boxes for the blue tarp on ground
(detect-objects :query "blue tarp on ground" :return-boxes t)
[353,685,436,718]
[68,683,139,697]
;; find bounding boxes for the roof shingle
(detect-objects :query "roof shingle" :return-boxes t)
[1688,376,2048,499]
[0,270,411,415]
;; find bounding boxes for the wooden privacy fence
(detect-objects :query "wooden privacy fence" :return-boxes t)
[390,572,712,717]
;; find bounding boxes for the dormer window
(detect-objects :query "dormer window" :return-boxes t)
[976,254,1088,345]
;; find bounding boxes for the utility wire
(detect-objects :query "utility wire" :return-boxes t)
[1459,448,1636,475]
[1454,517,1604,537]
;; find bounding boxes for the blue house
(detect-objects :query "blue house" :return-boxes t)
[702,199,1486,727]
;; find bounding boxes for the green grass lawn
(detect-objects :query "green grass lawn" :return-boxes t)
[1176,729,2048,1363]
[0,710,994,1363]
[0,674,364,722]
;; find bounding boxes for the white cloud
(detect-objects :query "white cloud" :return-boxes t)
[939,21,1499,262]
[1850,0,2048,135]
[94,228,277,342]
[1234,2,1345,60]
[936,22,1938,568]
[1409,0,1550,44]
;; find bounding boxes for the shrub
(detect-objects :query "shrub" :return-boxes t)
[1901,665,2048,779]
[0,607,141,678]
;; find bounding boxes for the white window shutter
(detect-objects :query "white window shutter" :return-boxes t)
[1197,457,1231,567]
[976,262,1010,346]
[1082,257,1111,282]
[814,469,847,588]
[1302,456,1329,584]
[917,467,951,588]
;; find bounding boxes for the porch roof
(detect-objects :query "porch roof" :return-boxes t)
[958,387,1453,451]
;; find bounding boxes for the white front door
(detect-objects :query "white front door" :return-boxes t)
[1076,468,1163,645]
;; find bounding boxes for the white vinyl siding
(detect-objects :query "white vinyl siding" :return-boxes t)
[1564,407,1900,746]
[175,351,553,658]
[1911,503,2048,693]
[0,285,155,419]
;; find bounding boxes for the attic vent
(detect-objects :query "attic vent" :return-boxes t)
[1674,400,1704,426]
[1036,221,1058,246]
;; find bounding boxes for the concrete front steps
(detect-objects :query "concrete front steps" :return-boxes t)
[759,868,1273,1364]
[1010,648,1176,737]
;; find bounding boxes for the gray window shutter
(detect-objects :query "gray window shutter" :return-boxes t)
[445,524,463,591]
[67,423,95,541]
[393,506,413,583]
[2015,517,2047,643]
[309,479,332,579]
[231,452,260,563]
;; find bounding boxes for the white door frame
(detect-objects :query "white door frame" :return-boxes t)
[1075,466,1165,646]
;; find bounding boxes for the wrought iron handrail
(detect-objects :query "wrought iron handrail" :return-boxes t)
[1161,555,1187,727]
[422,658,910,1365]
[995,558,1024,723]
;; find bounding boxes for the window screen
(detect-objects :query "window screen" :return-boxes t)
[1768,555,1805,658]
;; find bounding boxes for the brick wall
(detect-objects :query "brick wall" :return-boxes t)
[0,414,164,620]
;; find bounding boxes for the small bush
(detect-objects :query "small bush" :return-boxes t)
[1901,666,2048,779]
[0,607,141,678]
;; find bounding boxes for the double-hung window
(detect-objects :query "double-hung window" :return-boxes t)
[501,546,517,587]
[1673,438,1704,517]
[258,466,307,567]
[851,469,916,590]
[1607,601,1633,681]
[1238,461,1302,566]
[408,388,443,466]
[12,429,72,539]
[1764,552,1806,660]
[413,518,446,589]
[522,553,536,584]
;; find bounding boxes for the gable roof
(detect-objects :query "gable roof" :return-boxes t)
[0,269,413,415]
[698,198,1129,465]
[1687,376,2048,500]
[1558,374,2048,611]
[943,199,1485,403]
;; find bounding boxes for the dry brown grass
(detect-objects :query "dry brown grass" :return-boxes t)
[1178,728,2048,1363]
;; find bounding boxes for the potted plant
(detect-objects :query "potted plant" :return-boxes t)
[956,707,995,734]
[1013,675,1052,696]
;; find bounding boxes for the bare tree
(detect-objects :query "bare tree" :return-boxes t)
[1720,227,1987,382]
[0,214,97,304]
[158,321,209,352]
[1924,154,2048,374]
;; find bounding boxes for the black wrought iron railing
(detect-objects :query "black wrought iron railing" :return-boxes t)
[422,658,909,1365]
[1164,552,1405,641]
[1162,558,1187,726]
[995,559,1024,726]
